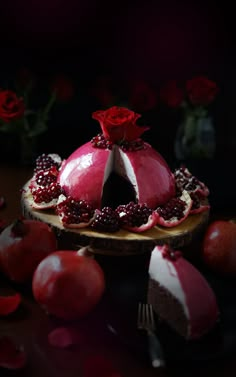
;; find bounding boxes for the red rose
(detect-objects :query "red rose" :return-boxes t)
[159,80,184,108]
[15,67,35,90]
[128,80,157,112]
[92,106,149,142]
[51,75,74,102]
[0,90,25,123]
[186,76,219,106]
[90,76,116,107]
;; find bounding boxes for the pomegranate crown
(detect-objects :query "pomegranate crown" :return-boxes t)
[92,106,149,143]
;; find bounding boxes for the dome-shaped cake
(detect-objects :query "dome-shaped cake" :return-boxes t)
[22,106,210,246]
[57,140,175,210]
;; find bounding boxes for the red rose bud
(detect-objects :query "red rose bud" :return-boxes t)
[0,90,25,123]
[160,80,184,108]
[0,337,27,370]
[92,106,149,142]
[90,76,115,107]
[128,80,157,112]
[0,196,6,209]
[0,293,21,316]
[51,75,75,102]
[15,67,35,89]
[186,76,219,106]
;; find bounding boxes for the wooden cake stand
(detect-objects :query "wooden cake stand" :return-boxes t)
[21,183,209,256]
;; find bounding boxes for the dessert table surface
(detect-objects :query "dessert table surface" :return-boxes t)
[0,163,236,377]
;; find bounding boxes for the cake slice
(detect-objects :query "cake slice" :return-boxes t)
[147,245,219,340]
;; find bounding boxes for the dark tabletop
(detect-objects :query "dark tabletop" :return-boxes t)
[0,163,236,377]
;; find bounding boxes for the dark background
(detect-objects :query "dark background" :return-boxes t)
[0,0,235,211]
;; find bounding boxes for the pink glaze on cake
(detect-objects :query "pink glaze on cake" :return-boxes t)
[58,141,112,209]
[115,143,175,208]
[58,141,175,210]
[148,245,219,339]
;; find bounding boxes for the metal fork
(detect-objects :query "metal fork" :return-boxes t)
[137,302,165,368]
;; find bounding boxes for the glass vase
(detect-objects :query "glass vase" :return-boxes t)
[174,115,216,162]
[19,135,38,166]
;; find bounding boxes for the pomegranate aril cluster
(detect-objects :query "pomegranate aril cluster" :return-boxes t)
[91,134,145,151]
[174,167,199,193]
[190,192,201,210]
[32,183,62,204]
[119,138,145,152]
[91,207,120,232]
[34,154,60,173]
[35,167,59,187]
[156,197,186,220]
[91,134,113,150]
[116,202,152,227]
[57,197,94,225]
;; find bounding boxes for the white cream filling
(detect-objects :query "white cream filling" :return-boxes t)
[113,146,139,200]
[148,247,190,319]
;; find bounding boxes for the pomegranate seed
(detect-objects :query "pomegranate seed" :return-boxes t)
[34,153,61,173]
[91,207,120,232]
[32,183,62,204]
[116,201,152,227]
[35,166,59,187]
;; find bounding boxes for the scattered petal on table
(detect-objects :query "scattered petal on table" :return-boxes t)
[48,326,82,348]
[0,293,21,316]
[82,354,122,377]
[0,336,27,370]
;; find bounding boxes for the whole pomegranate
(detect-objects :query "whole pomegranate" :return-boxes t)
[0,219,57,283]
[202,220,236,276]
[32,251,105,320]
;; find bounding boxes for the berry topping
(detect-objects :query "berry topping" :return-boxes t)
[118,138,145,151]
[91,134,113,149]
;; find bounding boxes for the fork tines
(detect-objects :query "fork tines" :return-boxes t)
[138,302,156,331]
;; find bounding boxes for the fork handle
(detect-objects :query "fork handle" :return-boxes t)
[147,331,165,368]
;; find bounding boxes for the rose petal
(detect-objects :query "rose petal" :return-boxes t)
[0,196,6,210]
[0,293,21,316]
[0,336,27,370]
[82,354,122,377]
[48,326,82,348]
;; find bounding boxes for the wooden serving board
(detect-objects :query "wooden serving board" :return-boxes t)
[21,182,209,256]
